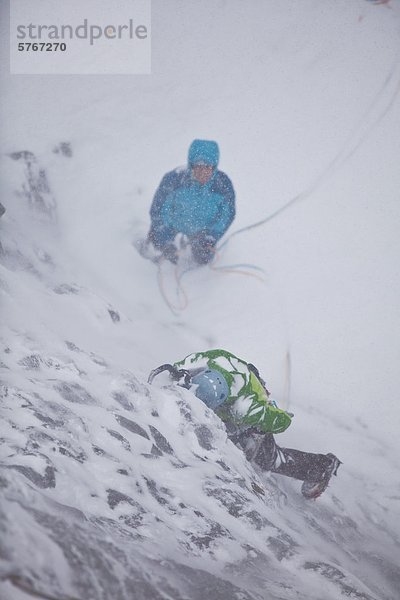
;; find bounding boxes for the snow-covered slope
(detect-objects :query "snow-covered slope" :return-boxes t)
[1,1,400,599]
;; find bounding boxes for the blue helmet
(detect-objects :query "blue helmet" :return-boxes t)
[191,369,229,410]
[188,140,219,167]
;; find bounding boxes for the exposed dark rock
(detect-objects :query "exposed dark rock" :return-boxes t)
[204,485,248,518]
[267,532,298,560]
[9,150,35,162]
[53,142,73,157]
[251,481,265,497]
[149,425,174,455]
[92,446,105,456]
[144,478,172,506]
[33,409,65,429]
[58,446,86,463]
[177,399,193,422]
[9,151,56,217]
[112,391,134,411]
[194,424,214,450]
[150,444,163,457]
[90,353,107,367]
[186,520,232,550]
[18,354,42,370]
[65,341,81,352]
[107,429,131,451]
[108,309,120,323]
[53,284,80,295]
[115,415,149,439]
[107,489,143,512]
[216,459,231,472]
[55,382,96,405]
[8,465,56,489]
[245,509,272,531]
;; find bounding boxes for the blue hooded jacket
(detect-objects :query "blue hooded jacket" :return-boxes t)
[149,140,235,244]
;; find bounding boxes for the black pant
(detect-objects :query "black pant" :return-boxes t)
[229,429,332,483]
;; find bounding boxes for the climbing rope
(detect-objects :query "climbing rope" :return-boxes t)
[156,254,190,315]
[217,50,400,253]
[155,51,400,314]
[156,242,266,314]
[208,245,266,283]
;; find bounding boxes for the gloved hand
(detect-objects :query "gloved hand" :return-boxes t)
[162,243,178,264]
[148,364,191,387]
[190,233,216,265]
[203,234,216,245]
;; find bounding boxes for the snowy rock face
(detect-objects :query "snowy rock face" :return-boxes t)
[1,336,393,600]
[0,151,398,600]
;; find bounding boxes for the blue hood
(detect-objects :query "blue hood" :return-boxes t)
[188,139,219,167]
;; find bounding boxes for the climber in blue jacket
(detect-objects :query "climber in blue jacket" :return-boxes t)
[147,140,236,264]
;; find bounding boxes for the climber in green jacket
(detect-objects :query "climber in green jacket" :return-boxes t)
[148,349,341,499]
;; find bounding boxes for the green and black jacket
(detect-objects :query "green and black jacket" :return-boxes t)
[174,349,292,434]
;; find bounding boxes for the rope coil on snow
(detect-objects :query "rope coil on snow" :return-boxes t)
[156,244,266,314]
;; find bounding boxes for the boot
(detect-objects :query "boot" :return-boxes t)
[300,453,342,499]
[254,436,342,500]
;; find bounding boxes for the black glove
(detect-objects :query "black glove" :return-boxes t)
[190,233,216,265]
[203,234,216,246]
[162,243,178,264]
[148,364,192,388]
